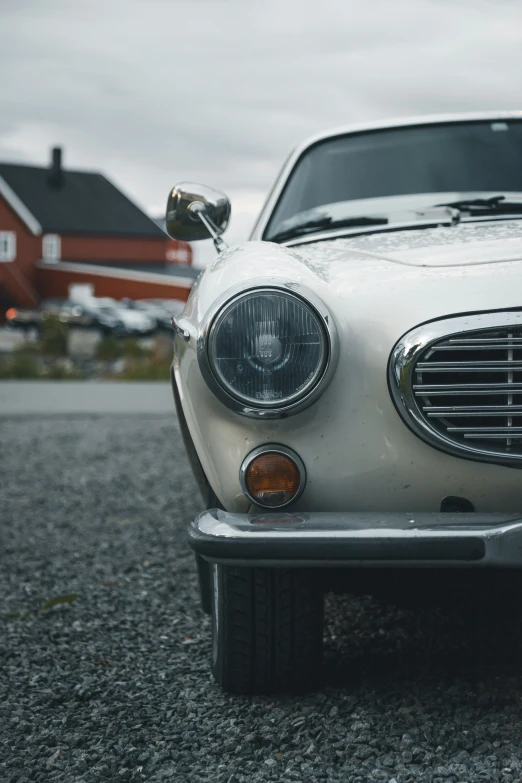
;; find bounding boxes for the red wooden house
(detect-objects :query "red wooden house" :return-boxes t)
[0,147,195,316]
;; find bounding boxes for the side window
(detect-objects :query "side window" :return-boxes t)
[0,231,16,262]
[42,234,61,263]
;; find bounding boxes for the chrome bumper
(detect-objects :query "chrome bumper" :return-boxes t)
[188,509,522,567]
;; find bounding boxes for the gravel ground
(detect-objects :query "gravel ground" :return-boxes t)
[2,415,522,783]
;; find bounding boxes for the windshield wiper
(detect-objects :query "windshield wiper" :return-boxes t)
[268,215,387,243]
[436,195,522,216]
[268,205,461,243]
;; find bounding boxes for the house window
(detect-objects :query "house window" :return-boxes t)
[0,231,16,262]
[166,244,190,264]
[42,234,61,263]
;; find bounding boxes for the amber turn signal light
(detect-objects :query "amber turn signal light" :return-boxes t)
[240,447,305,508]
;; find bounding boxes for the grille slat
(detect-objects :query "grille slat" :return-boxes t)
[413,322,522,458]
[424,405,522,411]
[431,344,522,351]
[448,337,522,345]
[448,427,522,433]
[415,383,522,389]
[463,434,522,440]
[415,387,522,396]
[427,410,522,417]
[418,362,522,371]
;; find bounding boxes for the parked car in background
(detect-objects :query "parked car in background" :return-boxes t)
[6,297,155,337]
[122,299,173,331]
[45,300,125,334]
[166,111,522,694]
[5,299,122,335]
[149,299,185,318]
[93,299,155,336]
[5,306,42,332]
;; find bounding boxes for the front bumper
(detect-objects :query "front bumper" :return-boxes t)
[189,509,522,567]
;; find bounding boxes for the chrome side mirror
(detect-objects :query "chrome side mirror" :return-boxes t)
[165,182,231,252]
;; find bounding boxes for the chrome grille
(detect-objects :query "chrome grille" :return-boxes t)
[389,312,522,466]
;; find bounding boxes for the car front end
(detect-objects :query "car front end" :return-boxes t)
[177,226,522,560]
[166,111,522,693]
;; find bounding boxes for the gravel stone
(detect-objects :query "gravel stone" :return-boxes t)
[2,414,522,782]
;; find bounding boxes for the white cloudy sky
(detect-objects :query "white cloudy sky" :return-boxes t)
[1,0,521,266]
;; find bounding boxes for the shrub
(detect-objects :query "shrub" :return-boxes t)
[0,351,40,379]
[39,313,68,357]
[96,335,123,362]
[121,338,150,359]
[43,362,82,380]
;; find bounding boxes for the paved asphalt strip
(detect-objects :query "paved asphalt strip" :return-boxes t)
[0,381,175,416]
[2,411,522,782]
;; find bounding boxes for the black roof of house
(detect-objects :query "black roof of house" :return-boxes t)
[0,152,165,239]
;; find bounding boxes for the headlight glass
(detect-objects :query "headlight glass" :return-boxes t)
[208,290,328,407]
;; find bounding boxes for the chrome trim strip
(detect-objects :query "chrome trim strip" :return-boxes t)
[432,344,522,350]
[448,426,522,433]
[425,406,522,412]
[450,337,522,343]
[239,444,306,509]
[464,434,522,439]
[389,310,522,467]
[427,410,522,417]
[414,388,522,396]
[196,280,339,419]
[416,383,522,389]
[418,361,522,369]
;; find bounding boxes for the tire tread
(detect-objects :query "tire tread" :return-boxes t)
[212,565,323,694]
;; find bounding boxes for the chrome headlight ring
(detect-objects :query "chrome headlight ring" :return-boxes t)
[197,281,338,419]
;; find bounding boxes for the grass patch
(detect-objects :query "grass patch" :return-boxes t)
[0,329,170,381]
[96,334,123,362]
[0,349,40,379]
[96,336,150,362]
[42,362,82,380]
[0,337,81,380]
[117,356,171,381]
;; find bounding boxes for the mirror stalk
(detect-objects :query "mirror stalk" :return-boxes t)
[188,201,228,253]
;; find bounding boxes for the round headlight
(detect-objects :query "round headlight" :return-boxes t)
[206,289,329,409]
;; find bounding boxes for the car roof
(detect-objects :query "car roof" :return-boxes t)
[293,110,522,156]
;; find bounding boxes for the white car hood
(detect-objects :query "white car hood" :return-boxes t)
[191,219,522,340]
[295,219,522,268]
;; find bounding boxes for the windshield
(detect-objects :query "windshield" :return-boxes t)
[264,120,522,241]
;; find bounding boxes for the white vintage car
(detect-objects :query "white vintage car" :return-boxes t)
[166,111,522,694]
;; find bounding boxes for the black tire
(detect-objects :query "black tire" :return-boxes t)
[195,553,212,615]
[211,564,324,694]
